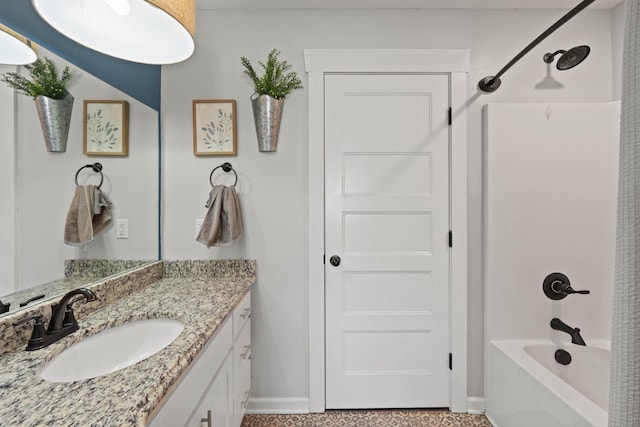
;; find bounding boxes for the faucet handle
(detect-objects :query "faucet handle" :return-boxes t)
[558,282,591,295]
[13,313,43,326]
[543,272,590,300]
[13,313,46,351]
[570,288,590,295]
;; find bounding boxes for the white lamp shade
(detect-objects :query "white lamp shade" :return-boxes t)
[0,27,37,65]
[32,0,195,65]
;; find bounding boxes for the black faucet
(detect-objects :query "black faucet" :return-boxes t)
[47,288,98,334]
[550,317,586,346]
[13,288,98,351]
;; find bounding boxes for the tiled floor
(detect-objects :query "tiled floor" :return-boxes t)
[241,410,492,426]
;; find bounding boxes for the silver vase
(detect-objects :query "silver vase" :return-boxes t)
[35,92,74,153]
[251,94,284,152]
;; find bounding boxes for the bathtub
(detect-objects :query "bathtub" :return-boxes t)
[486,340,610,427]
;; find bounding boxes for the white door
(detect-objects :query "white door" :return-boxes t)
[325,73,451,409]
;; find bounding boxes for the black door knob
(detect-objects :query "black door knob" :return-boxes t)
[329,255,341,267]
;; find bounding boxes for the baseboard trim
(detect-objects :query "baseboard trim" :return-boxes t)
[485,412,498,426]
[246,397,310,414]
[246,396,484,416]
[467,396,486,414]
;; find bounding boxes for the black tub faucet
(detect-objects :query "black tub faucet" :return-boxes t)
[550,317,586,346]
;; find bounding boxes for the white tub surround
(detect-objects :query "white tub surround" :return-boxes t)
[483,103,619,425]
[487,340,608,427]
[483,102,619,344]
[0,260,255,426]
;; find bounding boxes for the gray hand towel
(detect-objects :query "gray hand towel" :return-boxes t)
[64,185,112,246]
[196,185,244,247]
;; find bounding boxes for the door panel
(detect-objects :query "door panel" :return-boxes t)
[343,153,433,196]
[325,73,450,408]
[343,212,433,253]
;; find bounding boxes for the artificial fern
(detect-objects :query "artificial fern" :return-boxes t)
[1,57,72,99]
[241,49,302,99]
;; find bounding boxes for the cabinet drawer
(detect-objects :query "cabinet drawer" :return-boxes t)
[232,291,251,339]
[233,321,251,427]
[233,321,251,389]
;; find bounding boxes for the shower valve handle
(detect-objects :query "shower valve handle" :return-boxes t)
[554,282,590,295]
[543,272,590,300]
[570,289,590,295]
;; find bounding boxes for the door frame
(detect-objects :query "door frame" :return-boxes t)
[304,49,470,413]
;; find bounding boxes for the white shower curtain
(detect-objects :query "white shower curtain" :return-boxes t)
[609,1,640,425]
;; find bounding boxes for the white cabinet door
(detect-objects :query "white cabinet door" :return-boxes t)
[325,74,451,408]
[147,318,233,427]
[147,291,251,427]
[187,351,233,427]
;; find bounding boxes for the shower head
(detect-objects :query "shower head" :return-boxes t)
[543,45,591,70]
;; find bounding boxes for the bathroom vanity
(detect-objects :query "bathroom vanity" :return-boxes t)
[0,260,255,427]
[147,291,252,427]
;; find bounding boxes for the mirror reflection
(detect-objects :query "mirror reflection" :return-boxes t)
[0,260,154,317]
[0,43,159,317]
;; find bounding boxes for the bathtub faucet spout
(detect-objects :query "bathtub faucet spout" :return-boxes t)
[550,318,586,346]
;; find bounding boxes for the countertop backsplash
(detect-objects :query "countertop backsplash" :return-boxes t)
[163,259,256,278]
[64,259,155,278]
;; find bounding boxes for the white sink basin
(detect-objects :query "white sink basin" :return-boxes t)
[40,318,184,383]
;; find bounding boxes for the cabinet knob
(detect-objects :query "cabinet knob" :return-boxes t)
[241,390,250,408]
[329,255,341,267]
[240,307,251,320]
[241,345,251,360]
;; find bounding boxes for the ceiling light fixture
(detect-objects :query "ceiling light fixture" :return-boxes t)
[32,0,195,65]
[103,0,132,16]
[0,24,37,65]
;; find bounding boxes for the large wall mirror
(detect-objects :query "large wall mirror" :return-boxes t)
[0,37,160,316]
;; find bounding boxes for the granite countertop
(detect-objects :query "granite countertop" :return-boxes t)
[0,262,255,427]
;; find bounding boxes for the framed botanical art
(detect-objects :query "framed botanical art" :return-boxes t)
[83,100,129,156]
[193,99,237,156]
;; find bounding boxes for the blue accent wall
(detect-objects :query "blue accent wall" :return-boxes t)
[0,1,161,111]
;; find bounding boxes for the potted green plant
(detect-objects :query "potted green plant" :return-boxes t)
[2,57,74,152]
[241,49,302,152]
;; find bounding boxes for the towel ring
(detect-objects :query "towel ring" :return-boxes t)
[209,162,237,187]
[75,163,104,189]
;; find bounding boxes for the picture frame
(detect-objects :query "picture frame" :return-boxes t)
[193,99,237,156]
[83,100,129,156]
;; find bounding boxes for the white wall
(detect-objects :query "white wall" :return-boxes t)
[162,8,615,406]
[10,48,159,290]
[0,65,17,296]
[612,2,625,100]
[484,102,619,344]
